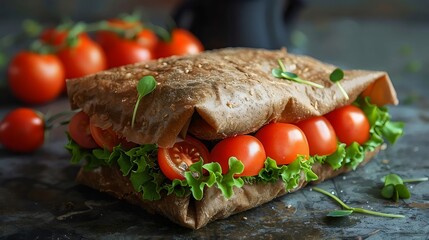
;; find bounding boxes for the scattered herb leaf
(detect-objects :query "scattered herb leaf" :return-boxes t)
[380,173,427,202]
[327,209,354,217]
[132,76,157,128]
[272,59,324,88]
[329,68,349,100]
[312,187,405,218]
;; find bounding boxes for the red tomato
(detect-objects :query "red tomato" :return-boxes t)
[155,28,203,58]
[40,28,67,46]
[0,108,44,152]
[136,29,158,51]
[104,39,153,68]
[325,105,370,146]
[57,36,106,79]
[296,116,337,156]
[210,135,266,177]
[158,136,210,181]
[8,51,65,104]
[255,123,309,165]
[68,111,98,149]
[89,124,135,151]
[96,19,158,52]
[95,19,140,49]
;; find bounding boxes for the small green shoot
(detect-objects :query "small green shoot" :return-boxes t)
[312,187,405,218]
[131,76,157,128]
[381,173,428,202]
[272,59,324,89]
[329,68,349,100]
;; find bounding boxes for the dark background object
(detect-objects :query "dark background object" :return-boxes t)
[173,0,303,49]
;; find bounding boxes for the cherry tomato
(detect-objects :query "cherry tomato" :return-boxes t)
[8,51,65,104]
[0,108,44,153]
[325,105,370,146]
[68,111,98,149]
[295,116,337,156]
[158,136,210,181]
[155,28,203,58]
[104,39,153,68]
[95,19,140,49]
[136,29,158,51]
[96,19,158,52]
[57,36,106,79]
[89,123,135,151]
[40,28,68,46]
[255,123,309,165]
[210,135,266,177]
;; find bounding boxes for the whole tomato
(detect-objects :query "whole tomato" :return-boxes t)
[57,36,106,79]
[325,105,370,146]
[296,116,338,156]
[155,28,203,58]
[255,123,309,165]
[0,108,45,153]
[104,39,153,68]
[8,51,65,104]
[210,135,266,177]
[96,19,158,52]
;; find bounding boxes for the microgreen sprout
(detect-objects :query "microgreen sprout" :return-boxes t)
[312,187,405,218]
[329,68,349,100]
[380,173,428,202]
[272,59,324,89]
[131,76,157,128]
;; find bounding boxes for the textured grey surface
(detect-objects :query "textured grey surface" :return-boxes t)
[1,1,429,239]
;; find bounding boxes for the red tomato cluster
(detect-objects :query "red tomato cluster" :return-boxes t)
[158,105,370,180]
[7,19,204,106]
[1,18,204,153]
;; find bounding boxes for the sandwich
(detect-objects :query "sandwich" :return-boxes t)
[65,48,403,229]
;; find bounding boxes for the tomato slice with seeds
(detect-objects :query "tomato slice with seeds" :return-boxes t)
[158,136,210,181]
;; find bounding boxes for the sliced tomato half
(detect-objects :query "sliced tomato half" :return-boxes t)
[68,111,98,149]
[158,136,210,181]
[89,123,137,152]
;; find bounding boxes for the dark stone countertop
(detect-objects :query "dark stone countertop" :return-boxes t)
[1,2,429,239]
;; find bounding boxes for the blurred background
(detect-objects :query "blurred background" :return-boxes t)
[0,0,428,107]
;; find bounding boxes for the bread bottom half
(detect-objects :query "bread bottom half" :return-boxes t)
[76,149,378,229]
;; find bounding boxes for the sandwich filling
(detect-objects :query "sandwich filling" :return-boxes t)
[66,97,403,201]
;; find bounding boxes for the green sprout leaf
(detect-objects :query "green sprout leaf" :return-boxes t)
[272,59,324,89]
[131,76,157,128]
[312,187,405,218]
[329,68,349,100]
[327,209,354,217]
[329,68,344,82]
[380,173,426,202]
